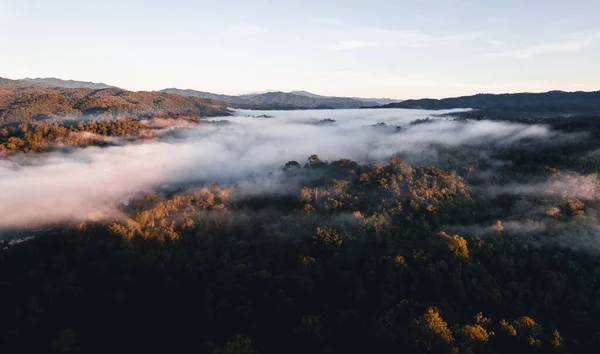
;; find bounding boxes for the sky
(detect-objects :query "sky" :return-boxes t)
[1,0,599,99]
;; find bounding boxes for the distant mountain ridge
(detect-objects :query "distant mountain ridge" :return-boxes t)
[158,88,399,109]
[2,77,399,109]
[21,77,115,89]
[5,77,600,117]
[290,91,400,105]
[371,90,600,118]
[158,88,246,104]
[373,90,600,110]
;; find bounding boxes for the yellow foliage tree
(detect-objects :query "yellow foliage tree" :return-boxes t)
[413,307,454,351]
[437,232,469,259]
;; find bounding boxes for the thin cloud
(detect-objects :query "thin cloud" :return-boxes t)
[483,39,505,46]
[310,17,345,26]
[486,33,600,58]
[329,27,480,50]
[385,75,553,93]
[223,23,268,36]
[332,40,388,50]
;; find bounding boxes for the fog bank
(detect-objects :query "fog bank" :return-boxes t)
[0,108,565,228]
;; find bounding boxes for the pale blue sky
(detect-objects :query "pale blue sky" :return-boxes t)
[1,0,599,98]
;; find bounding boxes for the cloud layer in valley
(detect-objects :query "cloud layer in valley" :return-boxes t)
[0,108,567,229]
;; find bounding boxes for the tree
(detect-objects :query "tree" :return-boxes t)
[413,307,454,352]
[54,328,77,353]
[212,335,257,354]
[284,160,300,171]
[457,313,494,351]
[491,220,504,233]
[307,154,324,166]
[551,329,563,348]
[437,232,469,259]
[313,226,343,246]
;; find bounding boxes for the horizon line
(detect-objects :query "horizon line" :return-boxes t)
[3,75,600,101]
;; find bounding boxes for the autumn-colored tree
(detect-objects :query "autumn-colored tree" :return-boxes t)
[500,319,517,337]
[491,220,504,233]
[413,307,454,352]
[551,329,563,348]
[457,313,494,351]
[437,232,469,259]
[313,226,343,246]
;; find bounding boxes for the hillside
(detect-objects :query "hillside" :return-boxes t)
[0,81,231,125]
[4,148,600,353]
[373,90,600,118]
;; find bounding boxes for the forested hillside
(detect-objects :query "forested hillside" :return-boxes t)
[2,142,600,353]
[0,79,231,125]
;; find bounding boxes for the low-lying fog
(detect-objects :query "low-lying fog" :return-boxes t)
[0,108,564,229]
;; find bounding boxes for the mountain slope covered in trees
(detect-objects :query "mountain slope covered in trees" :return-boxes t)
[0,81,231,125]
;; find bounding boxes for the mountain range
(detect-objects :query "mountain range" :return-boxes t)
[11,77,115,89]
[370,90,600,119]
[1,77,403,109]
[4,77,600,118]
[158,88,399,109]
[289,90,399,105]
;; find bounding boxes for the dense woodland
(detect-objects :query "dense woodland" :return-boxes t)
[3,83,600,353]
[2,145,600,353]
[0,119,148,153]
